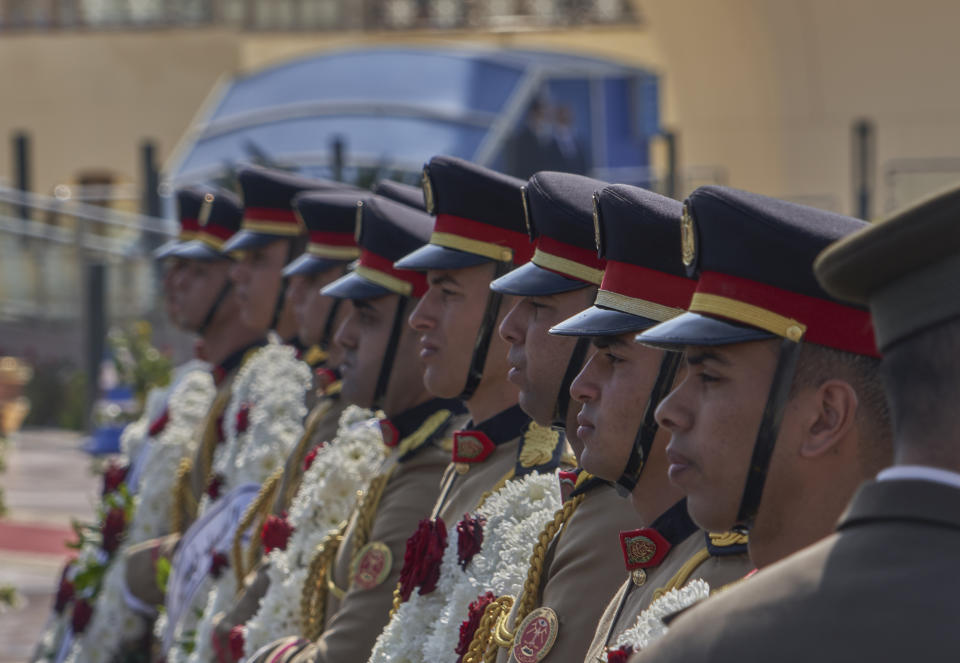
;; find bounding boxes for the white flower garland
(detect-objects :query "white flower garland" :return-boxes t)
[63,366,216,663]
[368,471,561,663]
[611,579,711,654]
[164,343,312,663]
[242,407,385,656]
[197,343,311,516]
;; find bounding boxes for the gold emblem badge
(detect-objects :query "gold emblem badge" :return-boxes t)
[350,541,392,591]
[681,203,696,268]
[521,185,535,239]
[592,192,603,256]
[513,607,559,663]
[354,201,364,243]
[198,193,215,227]
[422,167,435,215]
[625,534,657,565]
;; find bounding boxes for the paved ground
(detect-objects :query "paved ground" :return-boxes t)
[0,429,100,663]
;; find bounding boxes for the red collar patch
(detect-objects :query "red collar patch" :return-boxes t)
[558,470,579,502]
[619,528,671,571]
[380,419,400,448]
[452,430,496,464]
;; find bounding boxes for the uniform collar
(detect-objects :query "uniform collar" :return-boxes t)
[380,397,466,448]
[839,478,960,533]
[212,338,267,386]
[619,499,697,573]
[452,404,532,465]
[876,464,960,490]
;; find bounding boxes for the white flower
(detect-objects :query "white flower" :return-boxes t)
[242,406,385,656]
[613,579,711,653]
[369,471,561,663]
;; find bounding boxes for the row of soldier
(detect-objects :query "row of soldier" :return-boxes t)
[33,154,960,663]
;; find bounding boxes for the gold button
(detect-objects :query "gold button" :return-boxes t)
[631,568,647,586]
[785,325,804,342]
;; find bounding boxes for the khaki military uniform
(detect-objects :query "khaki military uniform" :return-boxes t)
[632,479,960,663]
[251,401,469,663]
[583,501,752,663]
[494,476,640,663]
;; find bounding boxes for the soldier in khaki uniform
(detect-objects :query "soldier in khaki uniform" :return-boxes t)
[210,188,364,651]
[481,171,640,663]
[123,188,266,609]
[629,187,905,662]
[248,193,467,663]
[549,184,754,663]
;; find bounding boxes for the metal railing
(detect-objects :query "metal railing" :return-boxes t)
[0,186,173,322]
[0,0,639,31]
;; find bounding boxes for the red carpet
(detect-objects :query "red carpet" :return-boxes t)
[0,520,76,556]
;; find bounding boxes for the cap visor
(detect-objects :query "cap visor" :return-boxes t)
[490,262,587,296]
[550,305,659,337]
[153,239,182,259]
[282,253,345,277]
[394,244,490,271]
[321,272,393,300]
[635,312,776,350]
[222,230,281,253]
[167,240,227,261]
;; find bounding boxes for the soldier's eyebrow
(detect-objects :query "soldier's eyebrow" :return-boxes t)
[351,299,375,312]
[685,350,730,366]
[428,272,461,287]
[591,336,628,350]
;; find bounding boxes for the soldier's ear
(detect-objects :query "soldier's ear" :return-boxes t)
[799,379,859,459]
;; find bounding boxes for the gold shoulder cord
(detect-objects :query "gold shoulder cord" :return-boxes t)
[169,385,232,534]
[484,474,591,659]
[315,410,453,627]
[462,596,516,663]
[281,397,336,509]
[231,467,284,588]
[651,531,749,601]
[301,522,348,640]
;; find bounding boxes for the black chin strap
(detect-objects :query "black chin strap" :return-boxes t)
[320,299,343,350]
[614,351,683,497]
[197,276,233,336]
[734,337,802,531]
[552,337,590,428]
[458,261,510,401]
[270,239,299,331]
[372,297,409,410]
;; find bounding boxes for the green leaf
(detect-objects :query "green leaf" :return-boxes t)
[155,556,171,594]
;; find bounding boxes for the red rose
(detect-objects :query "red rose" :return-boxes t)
[261,514,295,554]
[228,625,245,661]
[398,517,447,602]
[607,646,634,663]
[210,551,229,579]
[456,514,485,570]
[236,404,251,434]
[71,598,93,634]
[206,474,224,500]
[454,591,496,662]
[54,563,75,614]
[101,506,126,554]
[101,461,128,497]
[148,409,170,437]
[303,446,320,472]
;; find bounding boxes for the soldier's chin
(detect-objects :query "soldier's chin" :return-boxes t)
[517,391,550,427]
[422,367,462,399]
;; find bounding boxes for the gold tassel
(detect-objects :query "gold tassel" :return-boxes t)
[300,523,347,640]
[231,468,283,589]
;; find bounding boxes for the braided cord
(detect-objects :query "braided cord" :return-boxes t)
[300,523,347,640]
[462,596,515,663]
[170,457,195,536]
[231,468,283,588]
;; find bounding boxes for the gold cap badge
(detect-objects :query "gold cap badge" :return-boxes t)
[421,166,435,215]
[592,192,604,257]
[198,192,215,227]
[681,203,696,270]
[354,201,364,243]
[521,185,535,240]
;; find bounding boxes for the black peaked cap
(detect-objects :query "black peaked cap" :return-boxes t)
[373,179,426,211]
[169,187,244,261]
[284,190,362,277]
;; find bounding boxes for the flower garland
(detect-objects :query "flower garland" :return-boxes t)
[241,406,385,656]
[368,471,561,663]
[61,366,216,663]
[162,343,312,662]
[29,364,214,663]
[604,579,712,662]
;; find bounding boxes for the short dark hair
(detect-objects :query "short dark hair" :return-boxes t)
[792,343,892,475]
[880,317,960,464]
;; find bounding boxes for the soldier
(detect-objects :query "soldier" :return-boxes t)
[549,184,753,663]
[247,193,467,663]
[483,171,639,663]
[122,188,258,605]
[631,186,895,662]
[209,188,364,653]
